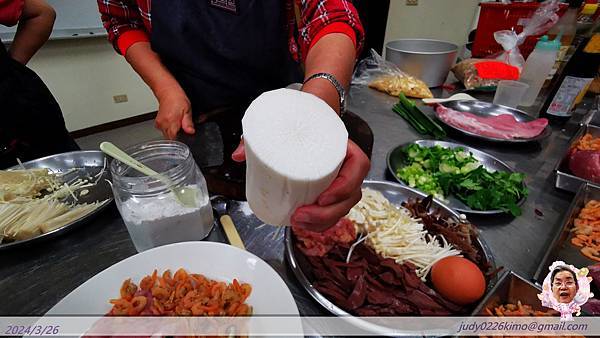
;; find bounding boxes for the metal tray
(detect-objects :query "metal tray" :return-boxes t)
[387,140,526,215]
[285,180,497,335]
[471,270,543,316]
[533,183,600,285]
[0,151,113,250]
[555,124,600,193]
[436,100,552,143]
[579,96,600,127]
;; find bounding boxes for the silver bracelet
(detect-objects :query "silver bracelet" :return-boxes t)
[302,72,346,116]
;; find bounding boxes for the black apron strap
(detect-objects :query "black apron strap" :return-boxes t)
[0,41,79,169]
[150,0,302,113]
[0,41,8,60]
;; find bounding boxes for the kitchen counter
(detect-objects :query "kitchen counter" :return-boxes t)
[348,86,576,280]
[0,85,581,325]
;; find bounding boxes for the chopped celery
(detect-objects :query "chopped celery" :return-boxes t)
[395,144,527,216]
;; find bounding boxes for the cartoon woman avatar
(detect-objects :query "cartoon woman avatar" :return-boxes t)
[538,261,594,321]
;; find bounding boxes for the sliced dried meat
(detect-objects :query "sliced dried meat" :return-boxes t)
[417,283,464,313]
[390,301,413,314]
[347,266,365,282]
[356,304,396,316]
[355,306,378,316]
[353,242,383,266]
[315,284,351,310]
[399,262,423,289]
[379,271,403,286]
[324,258,354,289]
[408,289,453,315]
[435,104,548,140]
[366,289,394,305]
[303,242,467,316]
[402,198,485,269]
[347,274,367,309]
[296,197,489,317]
[364,274,386,291]
[315,268,347,290]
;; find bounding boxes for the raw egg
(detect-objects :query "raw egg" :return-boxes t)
[430,256,486,305]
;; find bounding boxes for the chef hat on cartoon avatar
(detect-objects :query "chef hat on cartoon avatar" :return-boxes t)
[538,261,593,318]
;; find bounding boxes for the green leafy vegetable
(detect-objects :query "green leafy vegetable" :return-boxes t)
[395,144,527,216]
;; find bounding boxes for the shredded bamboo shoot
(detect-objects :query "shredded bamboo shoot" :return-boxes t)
[347,188,461,279]
[0,167,108,242]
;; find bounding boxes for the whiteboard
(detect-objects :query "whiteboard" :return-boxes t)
[0,0,106,41]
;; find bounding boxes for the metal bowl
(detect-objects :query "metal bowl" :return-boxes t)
[387,140,527,215]
[0,151,113,250]
[285,180,497,336]
[437,100,552,143]
[385,39,458,88]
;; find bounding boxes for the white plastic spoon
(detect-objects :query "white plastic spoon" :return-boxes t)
[100,141,197,208]
[422,93,477,105]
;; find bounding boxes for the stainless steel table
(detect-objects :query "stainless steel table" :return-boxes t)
[349,86,577,280]
[0,85,579,319]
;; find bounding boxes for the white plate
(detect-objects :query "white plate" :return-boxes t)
[47,241,300,334]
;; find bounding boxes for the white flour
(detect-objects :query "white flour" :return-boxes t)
[119,186,214,252]
[239,201,254,216]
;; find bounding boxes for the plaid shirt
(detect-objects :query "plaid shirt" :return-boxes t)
[97,0,364,61]
[0,0,24,26]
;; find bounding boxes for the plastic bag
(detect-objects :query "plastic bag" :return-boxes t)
[451,58,520,90]
[452,0,560,90]
[492,0,561,70]
[352,49,433,99]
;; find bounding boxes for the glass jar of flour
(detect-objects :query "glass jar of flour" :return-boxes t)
[110,140,214,252]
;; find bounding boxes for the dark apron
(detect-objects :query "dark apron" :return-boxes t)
[0,43,79,169]
[150,0,303,198]
[150,0,303,113]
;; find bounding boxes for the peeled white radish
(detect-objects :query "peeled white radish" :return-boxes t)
[242,88,348,226]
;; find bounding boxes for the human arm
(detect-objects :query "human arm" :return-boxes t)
[291,0,369,230]
[301,32,356,113]
[293,32,370,231]
[7,0,55,64]
[125,42,195,140]
[296,0,363,112]
[97,0,194,139]
[232,0,370,231]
